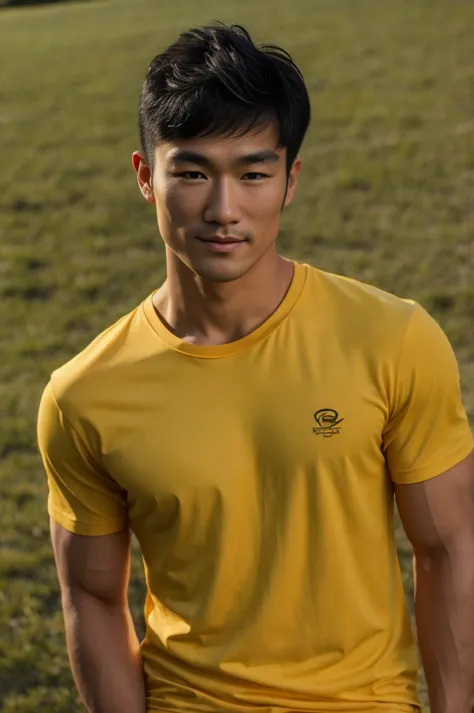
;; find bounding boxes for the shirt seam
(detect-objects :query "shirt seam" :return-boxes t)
[387,301,418,423]
[47,380,128,530]
[141,265,308,360]
[49,377,119,481]
[390,438,474,483]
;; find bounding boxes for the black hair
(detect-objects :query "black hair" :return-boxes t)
[138,23,311,176]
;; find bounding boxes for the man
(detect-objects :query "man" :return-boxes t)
[37,22,474,713]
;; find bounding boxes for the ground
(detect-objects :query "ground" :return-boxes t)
[0,0,473,710]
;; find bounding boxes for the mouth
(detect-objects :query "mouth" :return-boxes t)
[197,236,247,253]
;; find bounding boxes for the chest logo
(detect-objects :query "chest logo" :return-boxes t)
[313,408,344,437]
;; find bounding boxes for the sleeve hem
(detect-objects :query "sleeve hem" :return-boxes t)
[390,439,474,485]
[48,508,127,536]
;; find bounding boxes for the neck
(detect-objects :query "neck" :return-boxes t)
[153,249,295,346]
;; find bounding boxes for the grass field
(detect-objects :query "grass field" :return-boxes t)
[1,0,473,710]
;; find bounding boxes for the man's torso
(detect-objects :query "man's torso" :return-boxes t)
[50,262,421,712]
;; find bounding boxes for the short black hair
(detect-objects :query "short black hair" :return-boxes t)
[138,23,311,176]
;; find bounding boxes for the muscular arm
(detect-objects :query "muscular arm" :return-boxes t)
[395,449,474,713]
[51,520,146,713]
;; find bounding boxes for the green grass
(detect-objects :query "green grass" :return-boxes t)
[1,0,473,710]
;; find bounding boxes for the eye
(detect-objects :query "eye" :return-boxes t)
[176,171,206,180]
[242,172,268,181]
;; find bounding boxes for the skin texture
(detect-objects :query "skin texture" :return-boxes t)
[51,521,146,713]
[395,448,474,713]
[132,122,301,346]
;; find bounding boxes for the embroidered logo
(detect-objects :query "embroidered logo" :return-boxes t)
[313,409,344,437]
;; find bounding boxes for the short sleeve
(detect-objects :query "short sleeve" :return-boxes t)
[383,302,473,484]
[37,381,128,535]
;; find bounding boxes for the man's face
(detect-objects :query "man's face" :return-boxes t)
[133,123,301,283]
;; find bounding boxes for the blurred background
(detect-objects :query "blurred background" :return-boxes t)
[0,0,473,710]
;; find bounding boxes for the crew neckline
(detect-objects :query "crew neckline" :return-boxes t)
[141,261,308,358]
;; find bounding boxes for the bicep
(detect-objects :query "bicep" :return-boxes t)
[51,519,132,606]
[395,449,474,554]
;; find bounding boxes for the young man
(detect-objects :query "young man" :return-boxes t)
[37,23,474,713]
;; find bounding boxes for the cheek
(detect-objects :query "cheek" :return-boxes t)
[245,184,285,221]
[155,183,202,231]
[247,170,287,208]
[240,189,284,249]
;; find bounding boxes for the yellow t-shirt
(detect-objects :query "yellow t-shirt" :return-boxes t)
[37,261,473,713]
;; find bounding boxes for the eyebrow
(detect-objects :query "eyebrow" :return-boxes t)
[169,149,280,167]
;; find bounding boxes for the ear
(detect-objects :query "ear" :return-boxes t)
[132,151,156,204]
[283,156,302,208]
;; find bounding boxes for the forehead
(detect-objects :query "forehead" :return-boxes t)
[155,123,285,165]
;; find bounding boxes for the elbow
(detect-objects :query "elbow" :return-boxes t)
[412,523,474,558]
[412,532,474,575]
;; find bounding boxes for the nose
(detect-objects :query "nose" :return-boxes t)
[203,177,241,226]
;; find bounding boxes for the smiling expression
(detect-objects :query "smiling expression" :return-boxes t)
[133,123,302,283]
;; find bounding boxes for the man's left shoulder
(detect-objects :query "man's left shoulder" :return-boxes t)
[304,263,416,332]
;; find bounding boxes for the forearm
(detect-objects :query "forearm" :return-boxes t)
[62,592,146,713]
[413,542,474,713]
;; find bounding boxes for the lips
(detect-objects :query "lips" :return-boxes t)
[199,236,246,244]
[197,236,247,253]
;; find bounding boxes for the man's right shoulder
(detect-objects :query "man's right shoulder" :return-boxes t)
[47,299,149,418]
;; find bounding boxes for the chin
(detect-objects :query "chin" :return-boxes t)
[189,257,252,283]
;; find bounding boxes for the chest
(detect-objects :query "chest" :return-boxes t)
[98,343,389,504]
